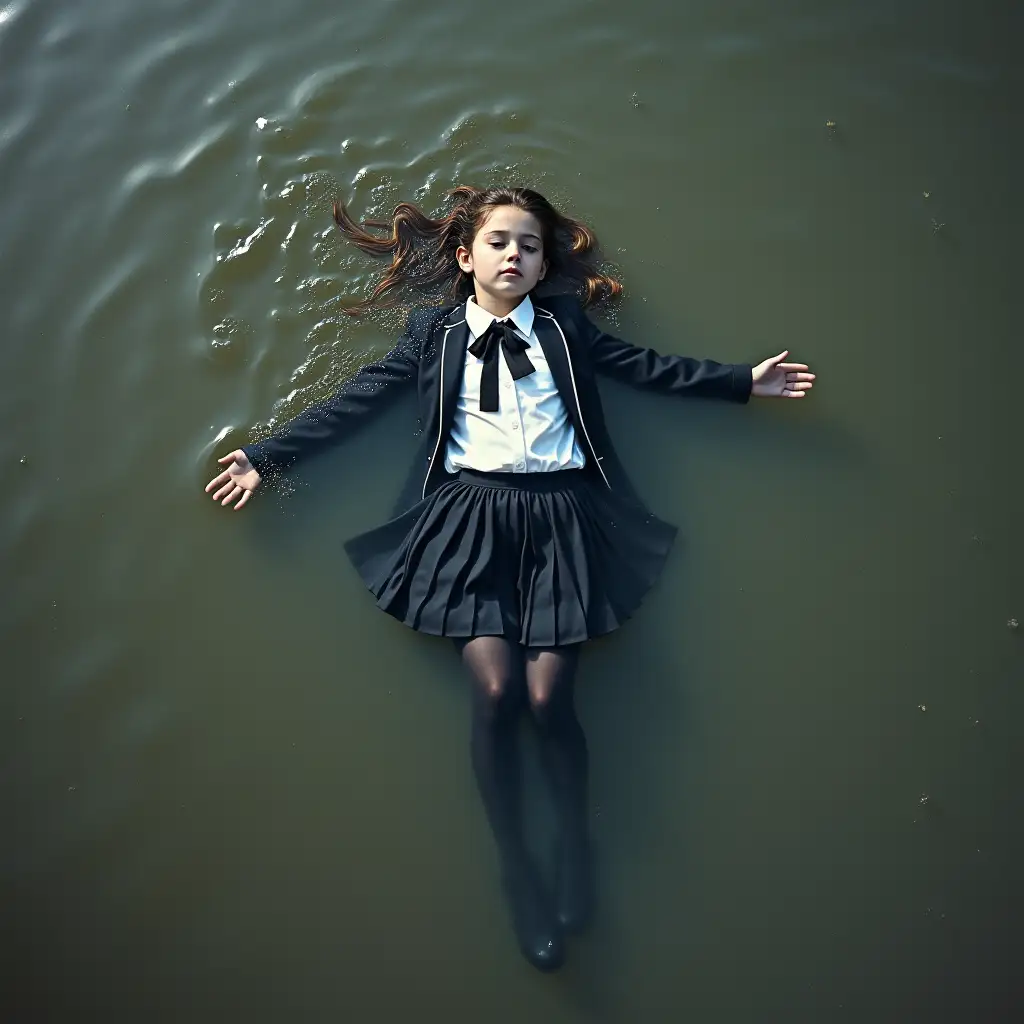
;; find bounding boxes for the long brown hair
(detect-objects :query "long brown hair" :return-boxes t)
[332,186,622,314]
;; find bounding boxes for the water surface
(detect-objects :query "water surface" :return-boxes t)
[2,0,1021,1019]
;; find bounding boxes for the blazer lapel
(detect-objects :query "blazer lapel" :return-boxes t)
[439,309,469,420]
[533,308,583,434]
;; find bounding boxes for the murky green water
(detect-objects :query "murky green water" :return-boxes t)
[2,0,1021,1018]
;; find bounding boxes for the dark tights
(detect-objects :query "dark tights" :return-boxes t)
[458,637,588,873]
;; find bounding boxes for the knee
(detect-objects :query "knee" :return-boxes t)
[480,673,513,705]
[474,672,521,723]
[527,682,557,729]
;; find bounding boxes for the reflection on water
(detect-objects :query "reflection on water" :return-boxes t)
[2,0,1021,1018]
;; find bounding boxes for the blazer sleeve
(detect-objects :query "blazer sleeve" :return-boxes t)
[573,301,752,404]
[241,309,429,477]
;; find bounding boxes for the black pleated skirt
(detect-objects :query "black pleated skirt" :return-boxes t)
[343,469,677,647]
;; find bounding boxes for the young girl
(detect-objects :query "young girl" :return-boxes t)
[204,186,815,971]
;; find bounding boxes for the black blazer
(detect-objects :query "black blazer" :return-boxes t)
[242,293,753,517]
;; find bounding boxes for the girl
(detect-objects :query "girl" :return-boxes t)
[204,186,815,971]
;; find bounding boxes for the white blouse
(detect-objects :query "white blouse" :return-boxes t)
[444,295,586,474]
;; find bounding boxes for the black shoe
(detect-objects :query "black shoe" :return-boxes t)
[501,862,565,971]
[554,834,595,935]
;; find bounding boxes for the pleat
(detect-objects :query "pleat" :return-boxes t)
[343,474,677,643]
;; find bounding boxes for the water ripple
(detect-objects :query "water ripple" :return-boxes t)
[194,80,598,427]
[122,120,238,195]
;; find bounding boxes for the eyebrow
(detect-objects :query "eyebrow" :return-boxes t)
[484,230,543,242]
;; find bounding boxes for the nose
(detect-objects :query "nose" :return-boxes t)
[507,248,520,263]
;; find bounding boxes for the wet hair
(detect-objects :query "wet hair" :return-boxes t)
[332,185,622,314]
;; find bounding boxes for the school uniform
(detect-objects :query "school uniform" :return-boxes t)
[242,292,752,647]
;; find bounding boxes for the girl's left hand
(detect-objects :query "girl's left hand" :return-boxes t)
[751,351,816,399]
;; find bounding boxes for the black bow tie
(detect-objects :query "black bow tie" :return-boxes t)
[467,319,536,412]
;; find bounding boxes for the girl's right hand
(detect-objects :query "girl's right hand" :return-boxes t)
[205,450,261,511]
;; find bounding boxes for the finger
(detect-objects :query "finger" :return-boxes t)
[217,452,239,465]
[235,489,253,511]
[212,481,234,502]
[785,381,814,391]
[779,363,810,372]
[782,389,807,399]
[785,372,815,382]
[221,485,242,506]
[770,350,790,365]
[205,470,230,493]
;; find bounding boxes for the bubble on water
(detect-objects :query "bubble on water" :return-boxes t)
[210,317,253,353]
[1008,617,1019,630]
[919,793,929,806]
[918,704,927,712]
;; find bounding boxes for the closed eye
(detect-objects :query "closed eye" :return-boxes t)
[489,242,539,254]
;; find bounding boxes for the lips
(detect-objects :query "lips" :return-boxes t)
[499,268,522,277]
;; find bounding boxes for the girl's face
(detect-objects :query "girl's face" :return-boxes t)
[456,205,549,304]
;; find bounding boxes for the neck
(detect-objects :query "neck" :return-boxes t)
[471,287,522,320]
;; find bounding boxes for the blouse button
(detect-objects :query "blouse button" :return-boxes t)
[511,422,519,431]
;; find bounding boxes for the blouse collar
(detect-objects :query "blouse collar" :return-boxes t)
[465,293,535,340]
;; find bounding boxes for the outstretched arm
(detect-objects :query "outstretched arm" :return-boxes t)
[204,310,430,510]
[579,308,753,403]
[241,324,421,478]
[576,305,815,403]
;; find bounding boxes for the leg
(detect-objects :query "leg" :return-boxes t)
[525,644,594,933]
[457,637,564,971]
[525,645,587,835]
[457,636,527,869]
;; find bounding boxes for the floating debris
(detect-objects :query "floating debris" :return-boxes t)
[931,218,946,234]
[1008,617,1019,630]
[918,704,927,712]
[255,117,268,130]
[631,91,641,109]
[923,191,931,199]
[825,119,837,136]
[919,793,930,806]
